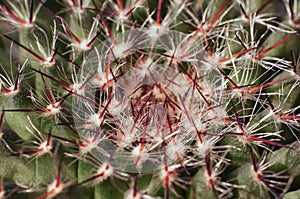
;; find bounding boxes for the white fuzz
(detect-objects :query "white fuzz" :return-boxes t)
[44,179,72,199]
[85,113,102,129]
[44,102,61,117]
[124,189,143,199]
[71,82,85,95]
[112,42,133,58]
[92,163,114,185]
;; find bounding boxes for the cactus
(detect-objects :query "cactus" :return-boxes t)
[0,0,300,198]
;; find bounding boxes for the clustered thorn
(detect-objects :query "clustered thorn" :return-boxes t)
[0,0,299,199]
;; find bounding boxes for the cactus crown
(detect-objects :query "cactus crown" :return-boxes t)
[0,0,300,199]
